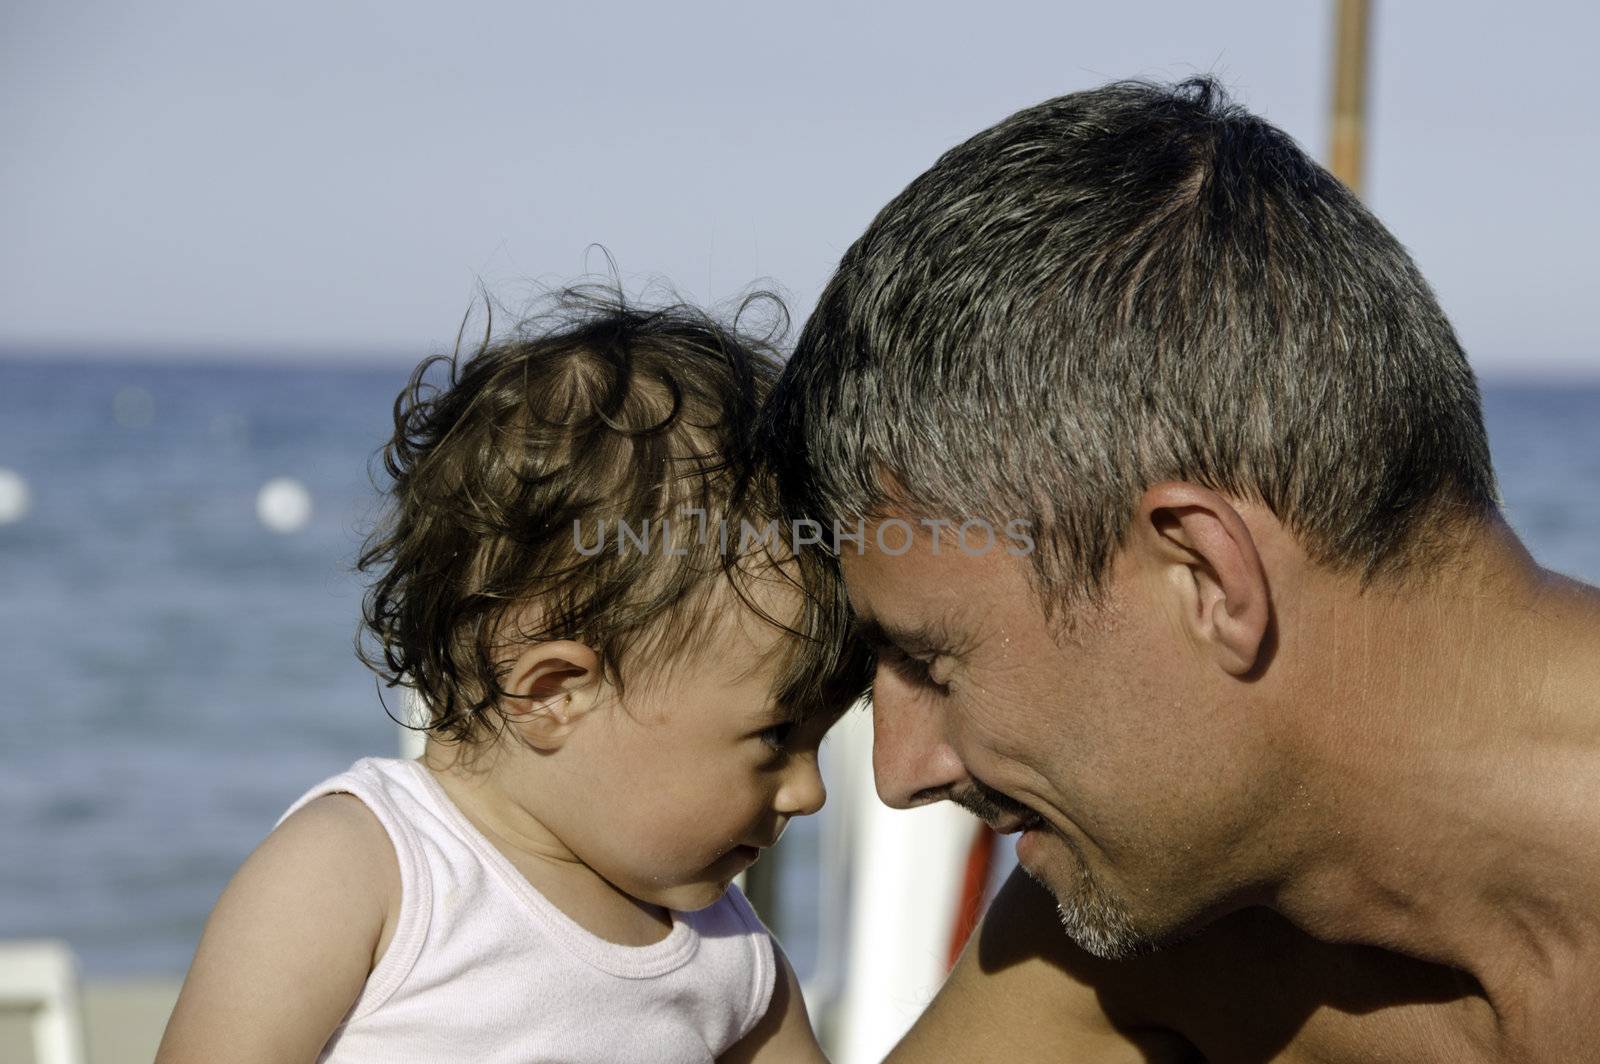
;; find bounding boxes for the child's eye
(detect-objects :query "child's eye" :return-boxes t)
[758,722,796,751]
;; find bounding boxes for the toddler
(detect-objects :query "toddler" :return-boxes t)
[155,287,871,1063]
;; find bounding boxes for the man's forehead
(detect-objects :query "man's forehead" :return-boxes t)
[836,519,945,606]
[838,514,1030,645]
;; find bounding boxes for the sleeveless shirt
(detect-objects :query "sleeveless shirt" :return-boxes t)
[277,757,776,1063]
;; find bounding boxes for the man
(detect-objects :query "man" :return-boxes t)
[763,78,1600,1061]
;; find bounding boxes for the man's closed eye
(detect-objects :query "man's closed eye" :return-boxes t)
[878,645,950,694]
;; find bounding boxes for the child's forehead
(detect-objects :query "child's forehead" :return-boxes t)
[613,577,805,714]
[612,553,868,727]
[687,564,807,666]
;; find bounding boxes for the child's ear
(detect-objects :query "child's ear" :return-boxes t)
[501,640,602,751]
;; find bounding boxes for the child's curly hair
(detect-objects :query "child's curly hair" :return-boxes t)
[355,283,871,744]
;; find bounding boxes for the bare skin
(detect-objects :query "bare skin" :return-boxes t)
[854,484,1600,1062]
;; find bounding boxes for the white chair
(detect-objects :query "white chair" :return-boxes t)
[0,940,88,1064]
[397,686,429,761]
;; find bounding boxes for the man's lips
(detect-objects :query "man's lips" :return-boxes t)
[990,811,1045,835]
[952,777,1043,834]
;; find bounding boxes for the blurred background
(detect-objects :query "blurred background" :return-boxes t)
[2,1,1597,1061]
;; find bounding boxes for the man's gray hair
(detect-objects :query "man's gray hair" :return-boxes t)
[764,77,1497,614]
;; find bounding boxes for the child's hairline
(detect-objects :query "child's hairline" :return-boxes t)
[433,546,819,745]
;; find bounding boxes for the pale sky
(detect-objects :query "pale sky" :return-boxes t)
[3,1,1596,376]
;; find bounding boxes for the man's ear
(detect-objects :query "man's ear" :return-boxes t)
[501,640,602,751]
[1133,482,1271,677]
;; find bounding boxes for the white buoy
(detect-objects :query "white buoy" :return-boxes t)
[112,385,155,428]
[256,477,313,533]
[0,468,30,524]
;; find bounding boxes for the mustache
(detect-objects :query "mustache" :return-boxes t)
[950,778,1037,827]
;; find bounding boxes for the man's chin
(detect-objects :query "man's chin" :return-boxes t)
[1017,829,1157,961]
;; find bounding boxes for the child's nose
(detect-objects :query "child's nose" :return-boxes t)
[775,757,826,818]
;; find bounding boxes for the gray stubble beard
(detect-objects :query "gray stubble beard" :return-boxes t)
[1029,832,1154,961]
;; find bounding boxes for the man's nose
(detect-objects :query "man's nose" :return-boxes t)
[870,679,968,809]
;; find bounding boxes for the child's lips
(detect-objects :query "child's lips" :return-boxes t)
[739,833,784,855]
[728,829,785,866]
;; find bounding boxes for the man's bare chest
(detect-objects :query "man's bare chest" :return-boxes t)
[1129,911,1504,1063]
[1172,995,1492,1063]
[1126,912,1600,1063]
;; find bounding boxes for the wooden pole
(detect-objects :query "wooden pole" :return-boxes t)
[1329,0,1372,196]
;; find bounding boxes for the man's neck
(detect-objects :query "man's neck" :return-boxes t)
[1268,517,1600,1043]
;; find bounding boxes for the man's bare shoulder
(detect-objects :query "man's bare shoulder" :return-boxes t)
[890,867,1193,1063]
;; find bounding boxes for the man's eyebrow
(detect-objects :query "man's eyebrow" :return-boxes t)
[851,614,959,656]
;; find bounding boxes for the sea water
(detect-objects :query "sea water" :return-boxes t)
[1,356,1596,978]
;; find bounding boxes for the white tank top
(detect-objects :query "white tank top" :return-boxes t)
[277,757,776,1064]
